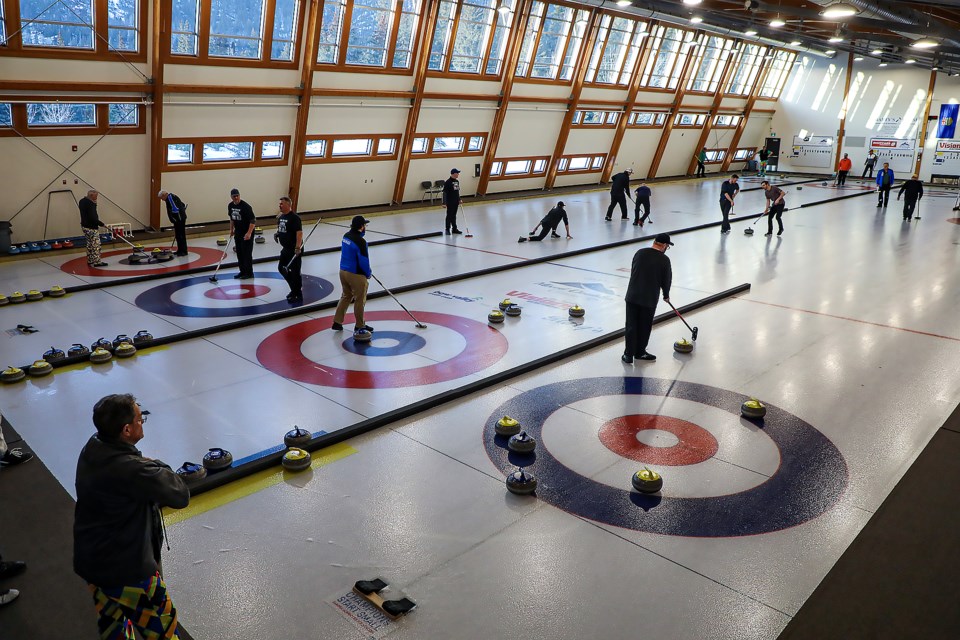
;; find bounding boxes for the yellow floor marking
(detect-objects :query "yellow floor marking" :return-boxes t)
[163,442,358,525]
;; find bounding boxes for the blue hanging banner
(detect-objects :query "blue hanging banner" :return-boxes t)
[938,104,958,139]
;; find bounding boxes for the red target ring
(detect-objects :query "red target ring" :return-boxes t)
[60,247,227,277]
[598,415,719,466]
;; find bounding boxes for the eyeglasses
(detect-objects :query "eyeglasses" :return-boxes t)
[135,403,150,424]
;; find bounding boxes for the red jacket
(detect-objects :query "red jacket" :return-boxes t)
[838,157,852,171]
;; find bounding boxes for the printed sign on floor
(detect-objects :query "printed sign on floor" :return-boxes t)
[329,590,395,639]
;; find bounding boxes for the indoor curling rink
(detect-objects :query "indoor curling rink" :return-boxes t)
[2,175,960,639]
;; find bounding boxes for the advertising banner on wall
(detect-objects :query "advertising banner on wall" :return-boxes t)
[932,140,960,175]
[937,104,958,139]
[869,138,916,173]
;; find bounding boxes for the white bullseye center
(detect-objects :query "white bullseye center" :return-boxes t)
[635,429,679,448]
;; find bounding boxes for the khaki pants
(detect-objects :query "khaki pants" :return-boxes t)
[334,270,368,328]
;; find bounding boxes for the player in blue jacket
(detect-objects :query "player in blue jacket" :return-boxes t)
[875,163,895,207]
[332,216,373,332]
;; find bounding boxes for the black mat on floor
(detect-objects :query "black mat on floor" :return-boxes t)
[779,403,960,639]
[0,415,193,639]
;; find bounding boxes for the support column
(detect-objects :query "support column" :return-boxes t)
[601,20,657,183]
[915,69,938,176]
[834,51,855,163]
[287,0,322,209]
[477,0,534,196]
[646,31,702,179]
[684,40,740,177]
[391,1,442,206]
[148,0,164,230]
[544,10,602,190]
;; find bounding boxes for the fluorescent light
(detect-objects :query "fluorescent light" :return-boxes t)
[911,37,939,49]
[878,62,888,67]
[616,0,631,7]
[820,3,859,18]
[854,56,863,61]
[870,49,883,55]
[825,50,836,55]
[745,29,758,36]
[690,16,703,24]
[497,4,510,13]
[769,18,786,28]
[682,0,702,5]
[905,58,916,64]
[828,35,844,43]
[790,40,802,46]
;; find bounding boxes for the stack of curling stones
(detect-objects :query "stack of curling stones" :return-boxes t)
[353,328,373,342]
[740,398,767,419]
[498,299,513,311]
[284,426,311,448]
[90,347,113,364]
[176,461,207,484]
[631,468,663,494]
[26,290,44,301]
[28,359,53,377]
[568,305,585,318]
[488,309,504,324]
[282,448,312,472]
[68,343,90,358]
[2,366,26,383]
[202,447,233,473]
[91,337,114,352]
[673,338,694,353]
[506,467,538,495]
[48,285,65,298]
[114,341,137,358]
[8,292,26,304]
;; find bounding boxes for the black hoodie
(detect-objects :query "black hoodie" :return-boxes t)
[74,435,189,587]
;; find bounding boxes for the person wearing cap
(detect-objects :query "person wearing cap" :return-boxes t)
[442,168,463,234]
[332,215,373,332]
[761,180,786,236]
[606,168,633,221]
[623,233,672,364]
[876,162,895,207]
[719,174,739,234]
[276,196,303,303]
[227,188,256,279]
[633,181,652,226]
[78,189,108,267]
[157,190,188,256]
[897,174,924,221]
[519,201,571,242]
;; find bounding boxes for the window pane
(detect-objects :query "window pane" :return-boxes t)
[209,0,265,59]
[490,161,502,175]
[271,0,299,61]
[305,139,327,157]
[429,0,457,70]
[532,158,547,173]
[27,103,95,126]
[376,138,396,155]
[504,159,531,175]
[432,136,464,152]
[167,143,193,163]
[346,0,394,67]
[581,110,604,125]
[108,0,138,52]
[0,104,12,126]
[557,157,568,171]
[530,3,574,79]
[393,2,421,69]
[568,156,589,170]
[20,0,94,48]
[203,142,254,161]
[515,1,543,77]
[468,135,484,152]
[171,0,199,55]
[592,155,603,169]
[411,137,428,153]
[262,140,284,159]
[331,138,372,156]
[317,0,346,63]
[109,103,138,126]
[485,0,514,75]
[449,1,495,74]
[559,10,589,81]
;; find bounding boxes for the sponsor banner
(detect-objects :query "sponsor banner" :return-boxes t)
[869,138,915,150]
[937,104,958,139]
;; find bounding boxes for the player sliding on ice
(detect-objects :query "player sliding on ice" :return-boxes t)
[518,201,572,242]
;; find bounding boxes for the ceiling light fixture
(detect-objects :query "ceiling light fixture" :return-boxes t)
[871,48,883,55]
[790,40,802,46]
[690,16,703,24]
[828,33,844,44]
[905,58,916,64]
[745,29,758,36]
[769,17,786,28]
[854,56,863,61]
[825,49,836,55]
[683,0,703,5]
[615,0,631,7]
[878,62,888,67]
[497,3,511,13]
[910,37,939,49]
[819,3,859,19]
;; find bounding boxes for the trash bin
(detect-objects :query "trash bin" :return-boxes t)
[0,221,11,254]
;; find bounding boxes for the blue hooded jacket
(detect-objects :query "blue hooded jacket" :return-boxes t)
[339,229,371,277]
[876,167,895,187]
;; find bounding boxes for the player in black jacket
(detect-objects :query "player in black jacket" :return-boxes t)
[606,168,633,221]
[276,196,303,302]
[897,175,924,220]
[227,188,256,278]
[158,190,188,255]
[623,233,672,363]
[441,168,462,234]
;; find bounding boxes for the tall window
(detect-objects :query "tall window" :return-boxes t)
[515,2,589,81]
[317,0,420,69]
[639,25,694,89]
[19,0,94,49]
[170,0,301,63]
[584,14,647,85]
[727,43,767,95]
[0,104,12,127]
[429,0,516,76]
[687,35,733,93]
[758,50,796,98]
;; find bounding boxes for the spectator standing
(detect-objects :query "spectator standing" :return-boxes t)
[78,190,108,267]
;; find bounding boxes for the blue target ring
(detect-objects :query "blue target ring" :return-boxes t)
[341,331,427,357]
[484,377,848,538]
[135,272,334,317]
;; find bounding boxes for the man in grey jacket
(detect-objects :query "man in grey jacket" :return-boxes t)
[623,233,673,363]
[74,394,190,639]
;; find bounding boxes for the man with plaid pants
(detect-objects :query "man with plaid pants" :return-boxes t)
[74,394,190,639]
[78,190,108,267]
